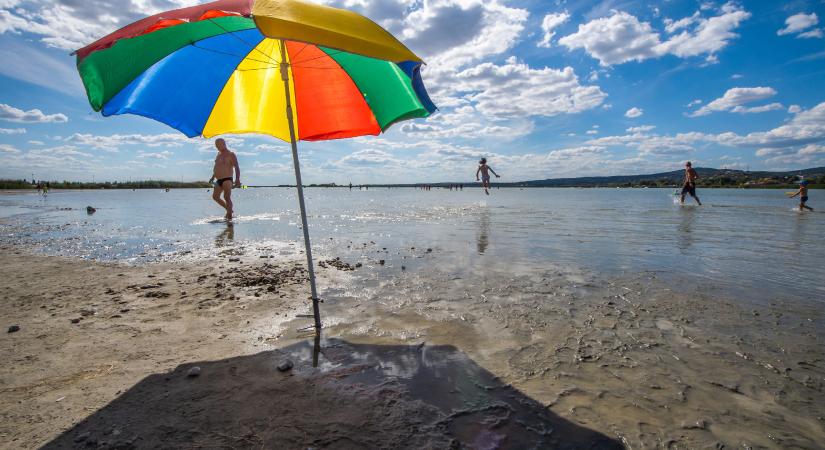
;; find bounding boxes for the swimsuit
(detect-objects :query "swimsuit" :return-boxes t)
[681,183,696,197]
[215,177,233,187]
[482,174,490,183]
[801,196,808,202]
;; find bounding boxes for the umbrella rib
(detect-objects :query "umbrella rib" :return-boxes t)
[290,49,346,67]
[288,42,312,63]
[190,43,279,68]
[206,18,281,66]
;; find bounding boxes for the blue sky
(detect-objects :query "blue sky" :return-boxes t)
[1,0,824,184]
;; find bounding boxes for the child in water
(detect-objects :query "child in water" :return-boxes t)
[789,180,814,211]
[476,158,500,195]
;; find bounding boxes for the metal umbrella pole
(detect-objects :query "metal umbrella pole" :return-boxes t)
[278,39,322,334]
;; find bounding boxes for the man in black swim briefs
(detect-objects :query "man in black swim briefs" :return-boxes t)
[208,138,241,221]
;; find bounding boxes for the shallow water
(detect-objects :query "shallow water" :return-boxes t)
[1,187,823,304]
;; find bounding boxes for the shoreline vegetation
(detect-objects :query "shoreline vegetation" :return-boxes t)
[4,166,823,190]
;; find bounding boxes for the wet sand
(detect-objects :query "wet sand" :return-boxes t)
[1,245,824,448]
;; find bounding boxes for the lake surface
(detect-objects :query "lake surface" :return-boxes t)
[1,187,822,305]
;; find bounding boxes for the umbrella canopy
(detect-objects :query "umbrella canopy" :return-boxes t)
[75,0,436,334]
[75,0,436,141]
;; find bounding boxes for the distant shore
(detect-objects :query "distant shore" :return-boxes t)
[4,164,822,190]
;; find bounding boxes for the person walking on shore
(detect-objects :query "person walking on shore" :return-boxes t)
[788,180,814,211]
[680,161,701,205]
[476,158,500,195]
[208,138,241,221]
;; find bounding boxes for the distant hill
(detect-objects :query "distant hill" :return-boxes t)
[500,167,825,188]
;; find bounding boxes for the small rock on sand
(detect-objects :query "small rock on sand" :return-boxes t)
[8,325,20,333]
[187,366,201,377]
[277,360,294,372]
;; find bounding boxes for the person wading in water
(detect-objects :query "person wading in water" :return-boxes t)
[208,138,241,221]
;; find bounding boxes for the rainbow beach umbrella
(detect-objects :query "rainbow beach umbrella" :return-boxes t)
[75,0,436,332]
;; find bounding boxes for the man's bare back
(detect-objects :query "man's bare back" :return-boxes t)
[208,139,241,221]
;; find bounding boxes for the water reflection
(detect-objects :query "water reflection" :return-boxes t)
[791,211,810,251]
[677,207,697,252]
[476,209,490,255]
[215,223,234,247]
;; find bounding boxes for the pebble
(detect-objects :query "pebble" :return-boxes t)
[681,419,708,430]
[74,432,90,443]
[187,366,201,377]
[70,318,82,324]
[379,260,385,265]
[8,325,20,333]
[277,360,294,372]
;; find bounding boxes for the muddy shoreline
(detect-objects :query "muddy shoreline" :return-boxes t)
[1,242,824,448]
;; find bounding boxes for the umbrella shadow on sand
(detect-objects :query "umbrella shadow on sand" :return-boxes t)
[44,337,623,449]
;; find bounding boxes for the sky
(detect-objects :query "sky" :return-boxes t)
[0,0,824,184]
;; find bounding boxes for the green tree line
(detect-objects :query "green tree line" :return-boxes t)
[0,179,212,190]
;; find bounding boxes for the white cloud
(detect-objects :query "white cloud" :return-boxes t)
[451,58,606,118]
[0,127,25,134]
[559,12,661,65]
[255,143,289,153]
[589,102,825,158]
[625,107,643,118]
[798,28,823,39]
[322,0,528,72]
[690,87,779,117]
[626,125,655,133]
[730,102,784,114]
[0,143,20,153]
[657,3,751,59]
[137,150,173,160]
[0,103,67,123]
[788,105,802,114]
[537,11,570,48]
[34,145,94,158]
[664,12,700,33]
[731,73,743,79]
[339,149,402,166]
[64,132,189,151]
[777,13,821,38]
[28,140,44,145]
[558,3,750,66]
[686,99,702,107]
[0,0,201,51]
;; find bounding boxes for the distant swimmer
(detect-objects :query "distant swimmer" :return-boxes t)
[788,180,814,212]
[208,138,241,221]
[680,161,702,206]
[476,158,500,195]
